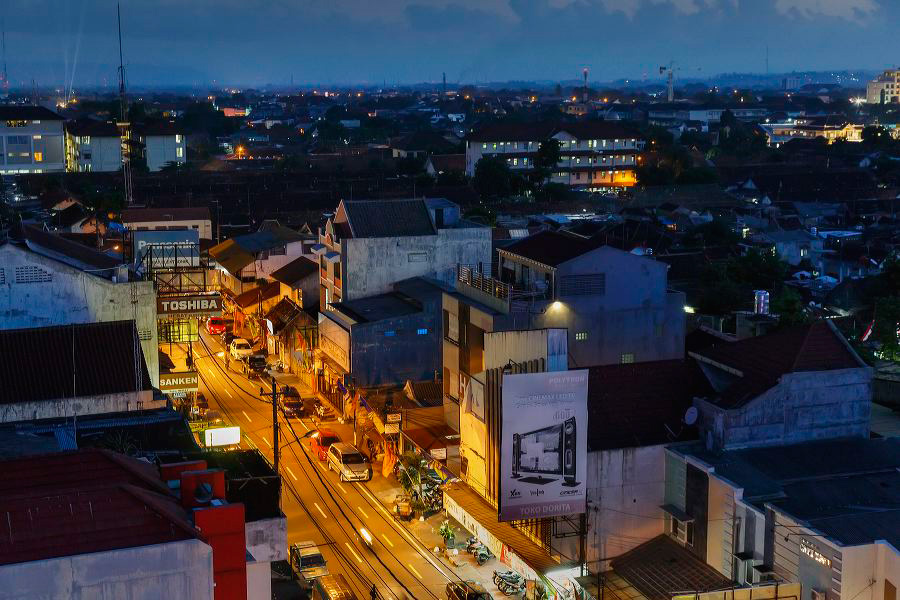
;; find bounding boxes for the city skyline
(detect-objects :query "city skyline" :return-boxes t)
[7,0,900,87]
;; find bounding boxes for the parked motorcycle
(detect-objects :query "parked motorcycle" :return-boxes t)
[493,570,524,587]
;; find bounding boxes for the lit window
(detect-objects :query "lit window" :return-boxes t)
[417,328,428,335]
[620,353,635,364]
[384,330,396,337]
[575,332,588,341]
[175,134,183,143]
[176,147,184,158]
[83,136,90,145]
[33,152,42,162]
[482,143,487,149]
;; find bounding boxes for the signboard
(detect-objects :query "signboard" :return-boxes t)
[204,426,241,447]
[386,413,402,423]
[431,447,447,460]
[157,294,222,316]
[384,423,400,434]
[464,374,485,421]
[159,371,199,392]
[133,229,200,270]
[499,370,588,522]
[800,538,832,567]
[318,313,350,372]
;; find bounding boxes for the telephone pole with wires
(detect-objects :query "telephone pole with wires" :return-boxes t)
[116,4,134,206]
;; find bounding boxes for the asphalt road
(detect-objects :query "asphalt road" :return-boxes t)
[193,329,460,600]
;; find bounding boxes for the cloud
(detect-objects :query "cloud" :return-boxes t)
[774,0,879,21]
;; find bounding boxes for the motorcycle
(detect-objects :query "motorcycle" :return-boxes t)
[498,580,525,596]
[474,545,493,565]
[493,570,524,587]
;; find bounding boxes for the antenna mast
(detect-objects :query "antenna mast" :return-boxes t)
[1,20,8,100]
[117,4,134,206]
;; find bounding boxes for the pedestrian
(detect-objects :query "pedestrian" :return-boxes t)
[370,584,378,600]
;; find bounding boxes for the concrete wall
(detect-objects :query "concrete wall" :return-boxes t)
[145,134,186,172]
[127,219,212,241]
[0,120,66,174]
[350,310,440,387]
[0,538,214,600]
[0,244,160,386]
[245,516,286,600]
[585,445,666,572]
[80,136,122,173]
[246,561,270,600]
[0,390,161,424]
[343,227,490,301]
[696,367,872,450]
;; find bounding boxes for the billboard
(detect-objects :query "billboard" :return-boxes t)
[157,294,222,316]
[158,371,199,392]
[133,229,200,270]
[318,313,350,372]
[499,370,588,522]
[204,426,241,447]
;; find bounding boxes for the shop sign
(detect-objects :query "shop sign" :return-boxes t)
[431,447,447,460]
[384,422,400,434]
[386,413,402,423]
[800,538,831,567]
[157,294,222,316]
[159,371,199,392]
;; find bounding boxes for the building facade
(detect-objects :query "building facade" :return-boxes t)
[0,106,65,174]
[866,69,900,104]
[465,122,645,192]
[122,207,213,241]
[65,120,122,172]
[137,122,187,171]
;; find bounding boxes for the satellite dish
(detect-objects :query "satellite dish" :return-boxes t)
[684,406,699,426]
[194,481,214,504]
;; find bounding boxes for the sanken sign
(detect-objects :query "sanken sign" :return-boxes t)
[159,371,199,392]
[157,294,222,316]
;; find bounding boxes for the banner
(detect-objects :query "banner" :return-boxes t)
[499,370,588,522]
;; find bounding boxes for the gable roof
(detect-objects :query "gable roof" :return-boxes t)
[341,199,436,238]
[0,321,151,405]
[233,281,281,310]
[264,296,304,335]
[467,121,640,143]
[427,154,466,173]
[499,230,603,267]
[269,256,318,286]
[20,224,121,274]
[0,106,64,121]
[690,320,862,409]
[208,238,255,275]
[587,359,712,451]
[121,207,210,224]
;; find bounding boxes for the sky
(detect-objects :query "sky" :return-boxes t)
[7,0,900,88]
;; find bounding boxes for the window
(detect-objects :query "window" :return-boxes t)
[270,245,286,256]
[175,134,183,143]
[15,265,52,283]
[620,353,634,364]
[481,143,486,149]
[5,120,26,127]
[33,152,42,162]
[384,330,396,337]
[334,262,341,279]
[7,135,28,145]
[407,252,427,263]
[559,274,605,296]
[417,328,428,335]
[575,332,588,341]
[686,521,694,546]
[176,147,184,158]
[82,136,90,145]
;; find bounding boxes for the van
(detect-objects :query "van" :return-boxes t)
[311,574,357,600]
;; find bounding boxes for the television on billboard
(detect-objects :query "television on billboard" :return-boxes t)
[499,370,588,522]
[133,229,200,270]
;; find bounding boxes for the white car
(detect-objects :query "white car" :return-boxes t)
[229,338,253,360]
[326,443,372,482]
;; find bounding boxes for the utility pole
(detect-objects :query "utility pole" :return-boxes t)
[271,375,280,473]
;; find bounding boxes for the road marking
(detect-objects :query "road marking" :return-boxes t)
[262,436,272,448]
[345,542,363,564]
[313,502,328,519]
[242,411,252,423]
[223,387,233,398]
[407,563,423,580]
[206,368,216,379]
[285,466,298,481]
[380,533,394,548]
[357,506,370,519]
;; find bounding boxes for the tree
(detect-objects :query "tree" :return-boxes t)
[531,139,561,189]
[872,296,900,360]
[473,156,514,199]
[727,249,789,291]
[771,287,809,327]
[683,220,740,248]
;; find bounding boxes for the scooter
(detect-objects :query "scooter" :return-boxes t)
[493,570,524,586]
[474,545,493,565]
[498,580,526,596]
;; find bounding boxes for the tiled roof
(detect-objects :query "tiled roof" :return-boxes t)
[500,230,602,267]
[0,321,151,405]
[342,199,436,238]
[587,360,712,451]
[234,281,281,309]
[269,256,318,286]
[121,207,210,223]
[209,239,255,275]
[467,121,641,143]
[20,224,121,273]
[264,296,304,334]
[428,154,465,172]
[0,106,64,121]
[611,535,733,600]
[690,320,862,409]
[406,380,443,408]
[0,449,196,566]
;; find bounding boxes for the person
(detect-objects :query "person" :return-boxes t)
[370,584,378,600]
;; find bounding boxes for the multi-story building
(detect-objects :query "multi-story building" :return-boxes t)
[0,106,65,174]
[316,198,491,309]
[136,121,187,171]
[866,68,900,104]
[465,122,644,191]
[122,207,213,241]
[65,119,122,172]
[647,103,768,126]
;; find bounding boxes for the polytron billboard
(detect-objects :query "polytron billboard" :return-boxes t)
[499,370,588,522]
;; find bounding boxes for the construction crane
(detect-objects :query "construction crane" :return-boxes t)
[116,4,133,206]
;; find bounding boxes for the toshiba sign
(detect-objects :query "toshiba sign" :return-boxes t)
[157,294,222,316]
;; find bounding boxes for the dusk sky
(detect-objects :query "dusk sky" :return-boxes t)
[10,0,900,87]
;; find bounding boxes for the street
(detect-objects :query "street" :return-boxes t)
[193,329,459,600]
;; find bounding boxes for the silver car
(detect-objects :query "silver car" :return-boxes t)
[289,541,328,587]
[326,443,372,482]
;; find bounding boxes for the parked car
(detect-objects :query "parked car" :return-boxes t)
[289,541,328,587]
[229,338,253,360]
[242,354,268,378]
[282,386,305,418]
[310,428,339,461]
[206,316,226,336]
[326,443,372,482]
[446,581,492,600]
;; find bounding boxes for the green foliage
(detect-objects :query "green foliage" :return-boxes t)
[770,287,809,327]
[438,520,456,543]
[683,220,740,248]
[873,296,900,359]
[727,249,789,291]
[396,452,427,500]
[695,250,791,316]
[473,156,515,199]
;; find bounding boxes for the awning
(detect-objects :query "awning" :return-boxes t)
[311,243,326,255]
[324,251,341,263]
[660,504,694,522]
[443,481,561,575]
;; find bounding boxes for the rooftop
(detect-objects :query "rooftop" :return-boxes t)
[269,255,318,286]
[340,198,437,238]
[121,206,211,224]
[0,106,64,121]
[500,229,602,267]
[0,321,151,406]
[233,281,281,309]
[331,291,422,324]
[18,224,122,275]
[468,121,640,143]
[66,119,121,137]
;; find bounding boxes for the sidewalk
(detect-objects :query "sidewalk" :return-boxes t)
[268,369,514,597]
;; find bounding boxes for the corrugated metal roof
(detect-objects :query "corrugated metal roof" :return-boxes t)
[342,199,436,238]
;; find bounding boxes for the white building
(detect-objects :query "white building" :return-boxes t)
[65,119,122,172]
[137,121,187,171]
[0,106,65,174]
[0,225,160,385]
[122,207,213,241]
[866,69,900,104]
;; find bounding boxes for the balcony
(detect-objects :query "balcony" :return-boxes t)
[456,265,554,314]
